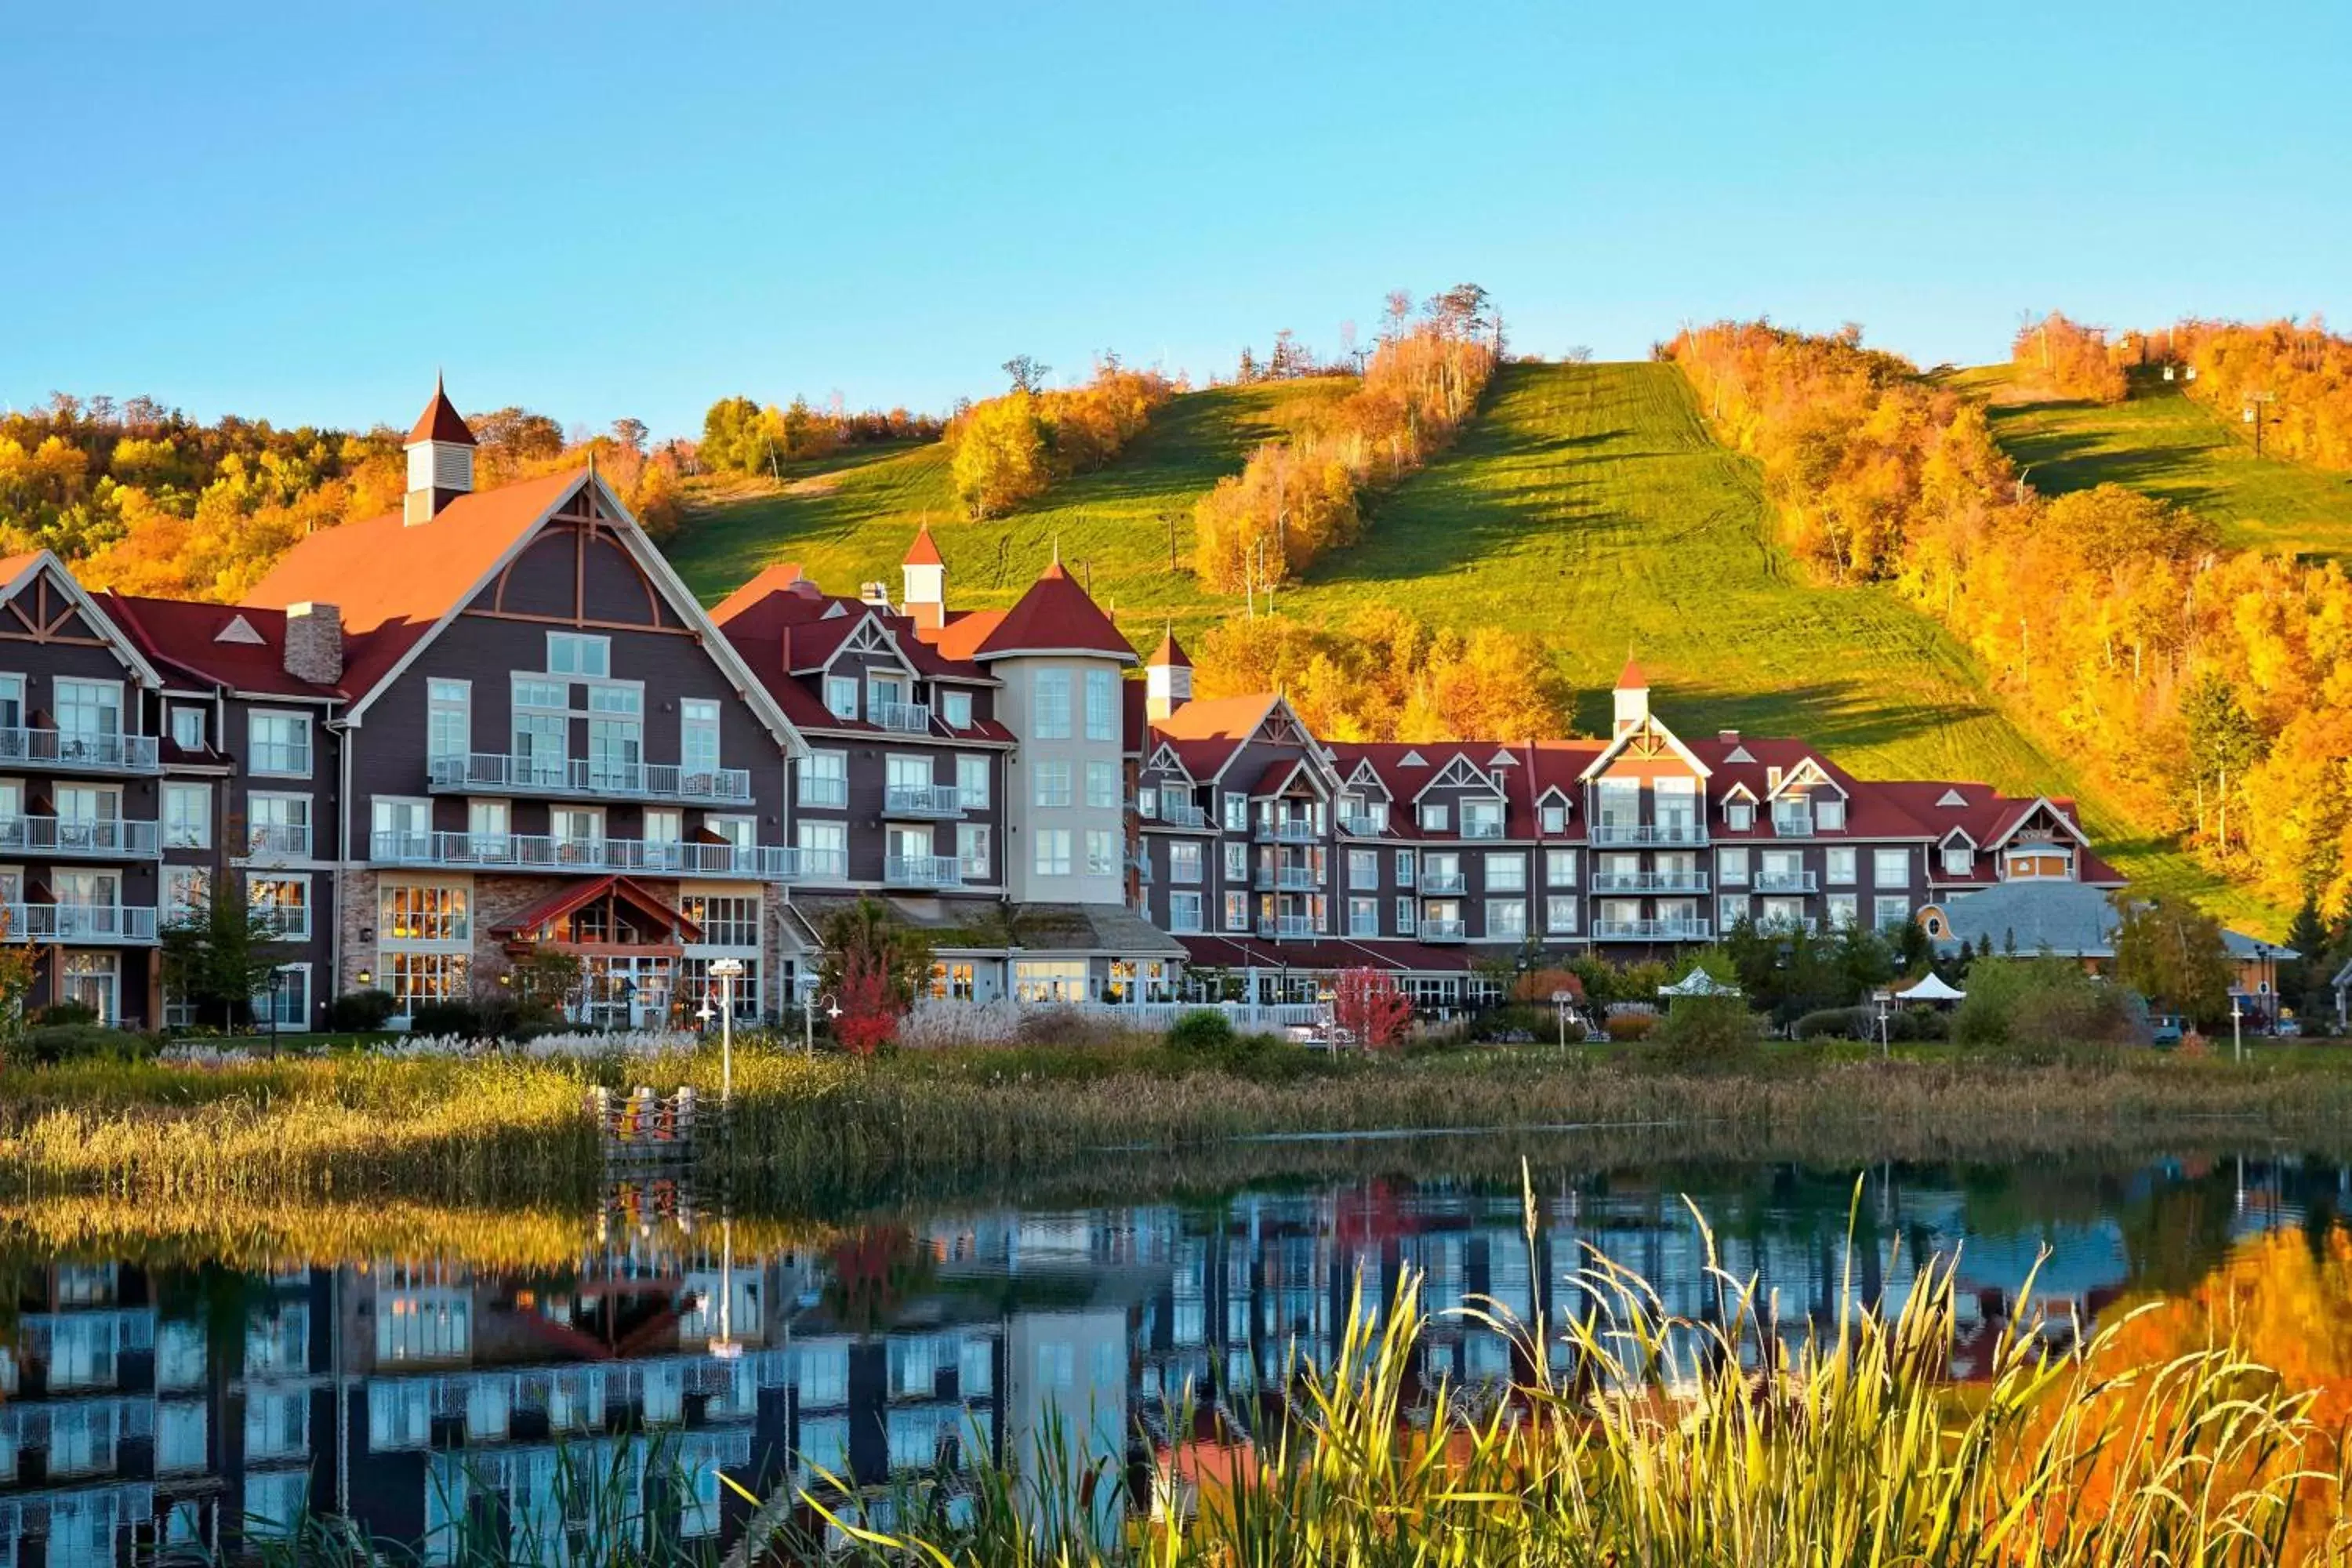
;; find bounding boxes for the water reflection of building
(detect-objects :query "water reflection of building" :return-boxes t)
[3,1159,2339,1562]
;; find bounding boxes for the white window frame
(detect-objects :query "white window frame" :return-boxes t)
[1942,844,1973,876]
[1033,670,1073,739]
[1223,891,1249,931]
[1223,792,1249,832]
[1483,852,1526,892]
[1169,891,1204,934]
[1718,846,1749,886]
[1486,899,1527,938]
[823,675,859,721]
[942,690,973,730]
[246,790,311,857]
[1873,895,1911,931]
[1170,841,1203,884]
[1085,759,1119,810]
[426,678,470,762]
[1418,802,1450,833]
[1034,828,1072,877]
[1826,846,1857,885]
[163,782,212,850]
[1036,760,1073,808]
[1084,829,1118,877]
[169,704,207,751]
[797,750,848,808]
[1545,848,1577,887]
[1083,668,1116,742]
[1545,895,1578,935]
[680,697,722,778]
[546,631,611,678]
[248,708,314,779]
[956,754,991,808]
[1873,848,1910,887]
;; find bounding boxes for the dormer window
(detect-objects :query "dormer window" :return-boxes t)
[942,691,973,729]
[169,706,207,751]
[1540,801,1567,834]
[1816,797,1846,831]
[1943,844,1973,876]
[1419,803,1450,833]
[824,676,858,720]
[1726,800,1754,832]
[1461,800,1503,839]
[1773,798,1810,836]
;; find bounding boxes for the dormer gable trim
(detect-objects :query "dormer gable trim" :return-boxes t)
[1989,796,2091,849]
[1397,749,1427,768]
[213,614,267,646]
[1766,757,1848,801]
[1577,712,1712,782]
[1255,756,1332,800]
[1723,743,1757,764]
[1534,783,1573,808]
[1341,759,1388,796]
[807,612,919,680]
[1936,787,1971,808]
[1413,753,1501,802]
[0,554,166,690]
[1939,826,1978,848]
[1145,742,1194,782]
[1719,781,1758,804]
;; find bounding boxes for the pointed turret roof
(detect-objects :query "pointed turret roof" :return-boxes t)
[407,375,477,447]
[973,560,1135,662]
[1150,626,1191,669]
[1616,656,1648,689]
[904,523,944,567]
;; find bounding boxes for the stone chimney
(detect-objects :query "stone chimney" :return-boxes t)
[283,602,343,686]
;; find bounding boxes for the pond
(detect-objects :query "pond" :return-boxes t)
[3,1144,2346,1562]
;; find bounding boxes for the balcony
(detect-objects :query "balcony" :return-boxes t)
[1255,915,1318,939]
[1418,871,1467,895]
[884,783,964,818]
[871,699,933,734]
[1461,818,1505,840]
[427,752,753,806]
[1155,803,1210,829]
[0,727,161,775]
[1591,918,1714,942]
[372,830,796,880]
[1770,813,1817,837]
[0,903,159,943]
[0,815,161,859]
[1753,870,1818,893]
[1419,919,1468,942]
[1590,871,1711,894]
[885,853,964,890]
[1273,866,1319,891]
[1255,819,1321,844]
[797,847,849,881]
[242,824,311,862]
[1338,814,1385,837]
[1590,822,1707,846]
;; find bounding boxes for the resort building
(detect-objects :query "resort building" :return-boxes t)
[0,384,2125,1026]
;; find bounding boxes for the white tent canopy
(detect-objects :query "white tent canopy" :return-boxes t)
[1896,973,1966,1003]
[1659,970,1743,998]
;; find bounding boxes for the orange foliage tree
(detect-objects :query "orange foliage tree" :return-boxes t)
[2013,311,2129,402]
[1194,288,1497,592]
[1669,319,2352,915]
[2163,317,2352,470]
[1194,604,1570,743]
[946,359,1174,518]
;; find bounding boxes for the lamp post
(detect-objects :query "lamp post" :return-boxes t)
[710,958,745,1105]
[2231,996,2244,1064]
[800,985,840,1055]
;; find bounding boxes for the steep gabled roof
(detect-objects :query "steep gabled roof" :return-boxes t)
[971,562,1134,662]
[903,524,944,567]
[103,595,353,699]
[407,377,477,446]
[0,550,166,690]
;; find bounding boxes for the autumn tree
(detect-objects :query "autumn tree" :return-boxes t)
[1331,967,1414,1051]
[817,898,934,1055]
[2113,893,2232,1027]
[1002,356,1051,394]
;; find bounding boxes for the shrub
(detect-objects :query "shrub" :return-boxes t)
[406,999,484,1039]
[1167,1009,1237,1055]
[325,989,397,1032]
[1014,1005,1131,1050]
[22,1025,155,1064]
[1954,956,2147,1062]
[34,1000,99,1027]
[1603,1011,1656,1044]
[1656,994,1760,1062]
[1795,1007,1868,1040]
[1473,1004,1548,1043]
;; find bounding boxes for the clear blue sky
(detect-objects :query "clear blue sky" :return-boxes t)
[7,0,2346,441]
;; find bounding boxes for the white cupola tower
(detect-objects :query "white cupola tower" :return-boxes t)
[1146,626,1193,721]
[902,524,946,630]
[1613,657,1650,735]
[403,375,478,526]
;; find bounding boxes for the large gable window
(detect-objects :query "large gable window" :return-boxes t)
[546,632,610,679]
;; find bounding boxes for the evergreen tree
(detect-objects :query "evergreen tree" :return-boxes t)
[161,877,289,1031]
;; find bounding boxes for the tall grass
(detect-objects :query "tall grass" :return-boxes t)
[851,1178,2352,1566]
[16,1040,2352,1203]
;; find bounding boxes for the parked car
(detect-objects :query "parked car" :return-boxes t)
[2150,1014,2185,1047]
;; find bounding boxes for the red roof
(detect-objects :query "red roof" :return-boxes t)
[101,595,350,699]
[903,524,944,567]
[407,377,477,447]
[971,562,1134,662]
[488,876,700,943]
[1150,629,1191,669]
[1617,657,1647,689]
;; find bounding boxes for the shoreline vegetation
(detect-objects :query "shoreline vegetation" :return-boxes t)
[14,1037,2352,1207]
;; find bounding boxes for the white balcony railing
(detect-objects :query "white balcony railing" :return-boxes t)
[1420,919,1468,942]
[1753,870,1818,893]
[1156,803,1210,829]
[0,815,161,858]
[243,824,312,860]
[1590,822,1707,846]
[1461,818,1505,840]
[1255,915,1318,938]
[0,903,159,942]
[871,700,934,734]
[1418,872,1467,895]
[0,728,161,773]
[1591,918,1714,942]
[885,854,964,889]
[1770,813,1815,837]
[427,752,753,804]
[1338,814,1385,837]
[1274,866,1319,891]
[884,783,964,818]
[797,847,849,880]
[1590,871,1711,893]
[372,831,796,880]
[1256,819,1321,844]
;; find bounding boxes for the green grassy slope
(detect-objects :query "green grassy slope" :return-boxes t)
[663,360,2259,924]
[1267,361,2257,922]
[1958,365,2352,559]
[667,379,1347,614]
